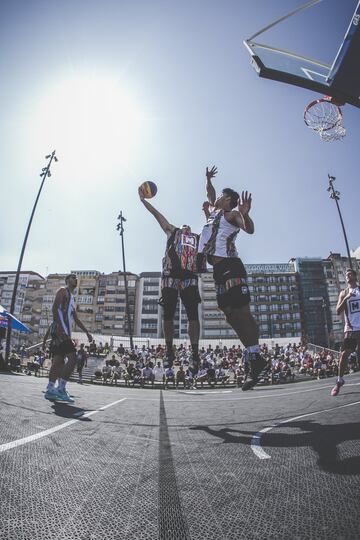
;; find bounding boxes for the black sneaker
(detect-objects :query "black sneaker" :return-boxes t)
[242,353,267,391]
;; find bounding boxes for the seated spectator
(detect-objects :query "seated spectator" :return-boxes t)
[194,367,208,388]
[89,341,97,356]
[9,351,22,373]
[108,354,117,367]
[117,344,125,355]
[153,361,165,387]
[102,361,112,385]
[124,363,135,386]
[216,366,230,385]
[132,367,142,387]
[313,358,324,379]
[176,365,186,388]
[111,361,123,386]
[141,364,154,388]
[165,367,175,388]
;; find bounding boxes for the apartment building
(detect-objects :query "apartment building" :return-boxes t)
[135,272,187,339]
[0,271,45,322]
[95,271,138,336]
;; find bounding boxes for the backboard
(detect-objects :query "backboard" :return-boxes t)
[244,1,360,108]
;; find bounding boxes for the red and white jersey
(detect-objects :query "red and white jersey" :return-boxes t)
[344,286,360,332]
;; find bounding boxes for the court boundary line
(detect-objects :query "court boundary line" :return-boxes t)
[251,399,360,460]
[127,381,360,402]
[0,397,127,454]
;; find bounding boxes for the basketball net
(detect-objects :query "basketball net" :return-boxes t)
[304,96,346,142]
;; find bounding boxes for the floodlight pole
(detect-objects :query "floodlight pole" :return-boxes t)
[116,212,134,351]
[327,174,353,270]
[4,151,58,364]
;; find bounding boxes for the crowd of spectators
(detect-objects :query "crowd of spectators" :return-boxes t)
[2,339,359,389]
[90,341,356,389]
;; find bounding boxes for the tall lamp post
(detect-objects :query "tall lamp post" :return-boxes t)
[5,151,58,363]
[327,174,353,270]
[116,212,134,351]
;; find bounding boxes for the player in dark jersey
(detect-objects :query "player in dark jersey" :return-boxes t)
[139,188,205,369]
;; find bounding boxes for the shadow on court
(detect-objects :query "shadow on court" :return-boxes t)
[51,402,93,420]
[190,420,360,475]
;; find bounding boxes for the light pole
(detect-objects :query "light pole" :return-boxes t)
[321,298,330,349]
[327,174,353,270]
[116,212,134,351]
[5,151,58,363]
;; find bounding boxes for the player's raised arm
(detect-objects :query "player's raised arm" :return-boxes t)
[229,191,254,234]
[202,201,211,220]
[206,166,217,205]
[138,187,175,236]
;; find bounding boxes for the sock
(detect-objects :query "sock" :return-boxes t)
[337,376,344,383]
[47,381,55,390]
[58,378,67,391]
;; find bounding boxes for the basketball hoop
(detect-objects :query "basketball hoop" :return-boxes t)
[304,96,346,142]
[319,124,346,142]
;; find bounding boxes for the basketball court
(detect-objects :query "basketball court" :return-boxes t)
[1,372,360,539]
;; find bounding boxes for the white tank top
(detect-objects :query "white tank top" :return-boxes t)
[199,209,240,258]
[344,286,360,332]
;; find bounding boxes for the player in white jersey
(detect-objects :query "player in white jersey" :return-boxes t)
[44,274,93,403]
[199,166,267,391]
[331,268,360,396]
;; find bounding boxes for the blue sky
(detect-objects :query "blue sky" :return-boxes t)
[1,0,359,277]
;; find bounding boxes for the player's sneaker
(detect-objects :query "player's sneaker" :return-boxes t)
[331,379,344,397]
[242,353,268,391]
[56,389,75,403]
[44,387,60,401]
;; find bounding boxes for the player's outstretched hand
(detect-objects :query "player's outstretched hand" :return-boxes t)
[206,166,218,181]
[138,186,145,201]
[237,191,252,216]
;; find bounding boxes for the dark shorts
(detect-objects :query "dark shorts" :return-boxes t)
[52,338,76,357]
[160,284,201,321]
[342,331,360,352]
[213,257,250,310]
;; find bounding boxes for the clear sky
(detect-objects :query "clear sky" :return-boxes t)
[1,0,359,277]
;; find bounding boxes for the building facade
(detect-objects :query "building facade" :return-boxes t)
[4,251,360,347]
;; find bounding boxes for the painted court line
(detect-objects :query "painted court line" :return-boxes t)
[251,399,360,460]
[0,397,127,454]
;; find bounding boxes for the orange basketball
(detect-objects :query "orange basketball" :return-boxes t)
[139,181,157,199]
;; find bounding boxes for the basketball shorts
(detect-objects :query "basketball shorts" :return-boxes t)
[342,330,360,351]
[52,338,76,356]
[159,276,201,321]
[213,257,250,310]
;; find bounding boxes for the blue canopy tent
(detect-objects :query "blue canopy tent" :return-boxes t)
[0,305,31,333]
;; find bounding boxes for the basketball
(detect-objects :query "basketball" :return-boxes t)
[139,181,157,199]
